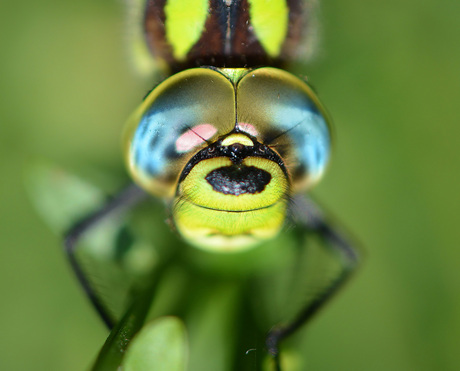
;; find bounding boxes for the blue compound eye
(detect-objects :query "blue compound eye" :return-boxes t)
[124,68,236,197]
[236,67,332,190]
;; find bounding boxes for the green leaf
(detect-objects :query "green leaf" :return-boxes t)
[25,161,106,234]
[123,316,188,371]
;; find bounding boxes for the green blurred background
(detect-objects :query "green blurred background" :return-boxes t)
[1,0,459,370]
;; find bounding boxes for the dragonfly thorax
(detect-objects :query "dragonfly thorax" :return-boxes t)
[143,0,309,71]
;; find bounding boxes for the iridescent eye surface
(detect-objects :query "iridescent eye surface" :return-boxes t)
[236,68,331,189]
[124,67,331,198]
[124,68,236,197]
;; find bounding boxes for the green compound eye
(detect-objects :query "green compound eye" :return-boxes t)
[124,67,331,251]
[236,68,332,191]
[124,68,236,198]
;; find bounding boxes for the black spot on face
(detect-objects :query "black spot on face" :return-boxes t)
[205,166,271,196]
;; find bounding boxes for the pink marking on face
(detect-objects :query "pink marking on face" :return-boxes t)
[237,122,259,137]
[175,124,218,153]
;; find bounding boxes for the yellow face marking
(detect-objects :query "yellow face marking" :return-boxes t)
[178,157,288,212]
[221,134,254,147]
[173,134,290,250]
[164,0,208,60]
[173,197,287,252]
[248,0,289,57]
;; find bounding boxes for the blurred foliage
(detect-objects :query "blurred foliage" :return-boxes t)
[1,0,460,370]
[25,163,331,370]
[122,317,188,371]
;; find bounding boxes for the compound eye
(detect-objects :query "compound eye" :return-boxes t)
[124,68,235,197]
[175,124,218,153]
[237,68,332,189]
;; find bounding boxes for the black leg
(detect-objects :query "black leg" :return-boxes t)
[64,183,147,329]
[266,195,361,369]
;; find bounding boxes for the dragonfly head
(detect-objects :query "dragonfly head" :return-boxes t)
[123,67,331,252]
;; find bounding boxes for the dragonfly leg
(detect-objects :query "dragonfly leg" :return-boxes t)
[266,195,361,370]
[64,183,147,329]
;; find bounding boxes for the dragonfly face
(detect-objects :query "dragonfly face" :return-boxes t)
[124,67,331,251]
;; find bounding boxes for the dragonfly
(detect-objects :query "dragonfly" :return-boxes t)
[61,0,360,370]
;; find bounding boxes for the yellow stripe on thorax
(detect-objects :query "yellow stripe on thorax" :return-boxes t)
[248,0,289,57]
[164,0,208,60]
